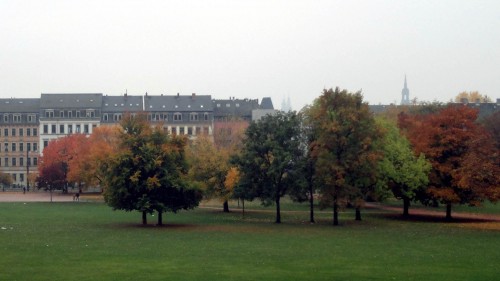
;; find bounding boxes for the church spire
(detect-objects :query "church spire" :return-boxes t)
[401,75,410,105]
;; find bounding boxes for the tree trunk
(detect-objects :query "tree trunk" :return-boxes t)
[242,199,245,218]
[403,197,410,218]
[157,211,163,226]
[309,187,315,223]
[446,203,452,221]
[275,197,281,224]
[223,200,229,213]
[355,206,361,221]
[142,211,147,225]
[333,201,339,226]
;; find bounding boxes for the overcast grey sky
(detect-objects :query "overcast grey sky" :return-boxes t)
[1,0,499,110]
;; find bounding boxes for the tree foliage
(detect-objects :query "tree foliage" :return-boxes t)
[454,91,492,103]
[375,118,431,216]
[398,106,500,219]
[235,111,305,223]
[103,114,202,225]
[308,88,382,225]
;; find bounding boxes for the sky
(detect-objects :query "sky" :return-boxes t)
[1,0,499,111]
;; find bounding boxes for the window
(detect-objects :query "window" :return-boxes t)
[28,114,36,123]
[179,127,185,135]
[12,157,16,166]
[20,143,23,152]
[204,113,209,121]
[45,110,54,118]
[3,128,7,136]
[226,104,230,107]
[33,128,37,136]
[12,174,16,181]
[43,125,48,134]
[84,124,89,134]
[236,103,240,107]
[217,104,221,107]
[11,143,16,152]
[103,114,108,121]
[60,111,64,118]
[76,111,81,118]
[188,127,193,135]
[3,114,9,122]
[19,128,23,136]
[33,157,38,166]
[4,143,8,152]
[60,125,65,134]
[13,114,21,122]
[190,113,199,121]
[173,113,182,121]
[51,125,56,134]
[196,127,201,135]
[33,143,38,151]
[163,114,168,121]
[27,143,31,152]
[20,174,24,183]
[4,158,8,167]
[86,110,95,118]
[68,111,72,118]
[76,125,81,133]
[11,128,16,136]
[20,157,24,167]
[43,140,48,149]
[27,128,31,136]
[113,114,122,121]
[68,125,73,134]
[27,158,31,166]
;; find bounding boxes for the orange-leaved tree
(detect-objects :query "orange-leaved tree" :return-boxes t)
[398,105,499,219]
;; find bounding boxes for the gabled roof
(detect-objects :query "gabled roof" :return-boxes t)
[213,98,259,117]
[144,94,212,112]
[0,98,40,113]
[40,93,103,109]
[102,95,143,112]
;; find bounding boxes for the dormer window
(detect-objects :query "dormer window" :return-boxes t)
[190,113,199,121]
[173,113,182,121]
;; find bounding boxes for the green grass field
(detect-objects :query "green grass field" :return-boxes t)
[0,201,498,281]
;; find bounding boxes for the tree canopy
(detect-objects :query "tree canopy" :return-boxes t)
[103,114,202,225]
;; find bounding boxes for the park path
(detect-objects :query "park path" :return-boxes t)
[365,202,500,222]
[0,191,75,202]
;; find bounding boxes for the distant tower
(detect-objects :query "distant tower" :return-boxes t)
[401,75,410,105]
[281,95,292,112]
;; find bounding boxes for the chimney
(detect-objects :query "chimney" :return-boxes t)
[176,93,180,98]
[192,93,196,99]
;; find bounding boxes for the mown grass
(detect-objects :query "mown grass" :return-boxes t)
[0,201,498,281]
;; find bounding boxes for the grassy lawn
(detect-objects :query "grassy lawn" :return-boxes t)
[0,201,498,281]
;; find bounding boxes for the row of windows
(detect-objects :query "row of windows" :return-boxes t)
[216,103,241,108]
[0,157,38,167]
[2,114,37,123]
[2,142,38,152]
[169,126,210,136]
[42,124,95,135]
[1,128,38,137]
[147,112,210,122]
[44,109,97,119]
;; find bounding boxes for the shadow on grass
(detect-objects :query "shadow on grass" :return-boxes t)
[382,213,499,224]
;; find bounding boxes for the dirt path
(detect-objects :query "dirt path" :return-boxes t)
[365,202,500,222]
[0,191,75,202]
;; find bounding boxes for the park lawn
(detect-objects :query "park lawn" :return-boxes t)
[0,202,498,281]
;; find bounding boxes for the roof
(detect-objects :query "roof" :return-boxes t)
[144,94,212,112]
[0,98,40,113]
[40,93,103,109]
[260,97,274,110]
[102,95,143,112]
[213,98,259,117]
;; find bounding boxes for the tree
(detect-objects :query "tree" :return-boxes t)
[103,114,202,225]
[187,136,235,212]
[0,172,13,191]
[37,162,66,202]
[38,134,87,193]
[481,111,500,151]
[399,106,499,220]
[235,111,304,223]
[375,118,431,217]
[454,91,492,103]
[309,88,381,225]
[68,126,120,190]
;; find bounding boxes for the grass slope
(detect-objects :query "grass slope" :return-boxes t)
[0,202,498,281]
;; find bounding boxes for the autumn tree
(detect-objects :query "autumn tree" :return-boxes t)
[454,91,492,103]
[38,134,87,193]
[481,111,500,151]
[309,88,381,225]
[235,111,305,223]
[103,114,202,225]
[0,172,13,191]
[375,118,431,217]
[399,106,499,220]
[187,136,234,212]
[68,125,120,190]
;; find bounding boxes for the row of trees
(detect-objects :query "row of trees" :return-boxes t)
[37,88,500,225]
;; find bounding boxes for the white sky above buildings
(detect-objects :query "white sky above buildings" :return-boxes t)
[1,0,499,111]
